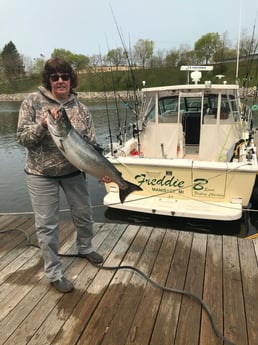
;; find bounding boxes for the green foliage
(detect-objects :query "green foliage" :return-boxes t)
[133,39,154,68]
[1,31,257,94]
[29,58,45,75]
[1,41,25,80]
[194,33,223,64]
[0,60,257,95]
[106,48,126,68]
[0,74,40,93]
[51,48,90,71]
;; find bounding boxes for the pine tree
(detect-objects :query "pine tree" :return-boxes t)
[1,41,25,79]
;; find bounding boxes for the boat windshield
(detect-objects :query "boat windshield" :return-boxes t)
[144,93,239,123]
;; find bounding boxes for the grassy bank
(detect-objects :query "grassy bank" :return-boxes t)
[0,61,257,94]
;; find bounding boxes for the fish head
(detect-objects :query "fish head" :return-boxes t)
[47,107,72,137]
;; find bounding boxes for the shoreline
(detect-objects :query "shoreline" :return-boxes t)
[0,87,256,103]
[0,91,130,102]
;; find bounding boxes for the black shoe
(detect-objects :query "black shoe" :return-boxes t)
[78,251,104,264]
[51,277,74,293]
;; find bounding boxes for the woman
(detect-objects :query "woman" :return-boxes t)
[17,57,109,293]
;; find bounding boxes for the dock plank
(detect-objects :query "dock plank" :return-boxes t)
[174,232,207,345]
[47,223,139,345]
[150,231,193,345]
[124,229,179,345]
[0,216,34,258]
[3,222,122,345]
[99,226,165,345]
[238,238,258,345]
[73,225,151,345]
[0,215,257,345]
[223,236,248,345]
[200,235,223,345]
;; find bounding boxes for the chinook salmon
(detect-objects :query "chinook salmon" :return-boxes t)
[47,107,142,203]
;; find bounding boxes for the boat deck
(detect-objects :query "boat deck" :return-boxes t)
[0,214,258,345]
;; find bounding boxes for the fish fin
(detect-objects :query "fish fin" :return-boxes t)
[119,181,142,203]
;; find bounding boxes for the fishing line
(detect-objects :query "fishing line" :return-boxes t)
[98,51,114,156]
[84,64,139,151]
[85,65,138,117]
[242,18,257,91]
[105,33,123,146]
[110,5,141,154]
[0,226,237,345]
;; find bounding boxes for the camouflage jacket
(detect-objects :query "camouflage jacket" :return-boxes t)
[16,86,97,177]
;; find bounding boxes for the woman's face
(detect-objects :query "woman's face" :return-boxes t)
[49,72,71,100]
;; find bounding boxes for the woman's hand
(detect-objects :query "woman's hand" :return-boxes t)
[49,108,60,119]
[41,108,59,128]
[100,176,112,183]
[41,113,48,128]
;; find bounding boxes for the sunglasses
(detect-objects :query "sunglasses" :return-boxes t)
[49,73,70,82]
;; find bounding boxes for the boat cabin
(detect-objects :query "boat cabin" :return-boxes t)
[138,84,249,161]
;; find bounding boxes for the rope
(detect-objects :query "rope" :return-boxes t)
[1,201,258,217]
[0,227,237,345]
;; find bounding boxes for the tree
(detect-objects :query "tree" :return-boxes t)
[149,49,166,68]
[30,57,46,75]
[106,48,126,69]
[194,33,223,64]
[1,41,25,79]
[237,29,258,57]
[51,48,90,71]
[89,54,104,68]
[133,39,154,68]
[164,49,181,67]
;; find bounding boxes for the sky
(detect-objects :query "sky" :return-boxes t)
[0,0,257,60]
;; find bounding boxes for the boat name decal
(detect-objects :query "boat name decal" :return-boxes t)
[192,178,209,190]
[135,173,185,189]
[134,174,212,192]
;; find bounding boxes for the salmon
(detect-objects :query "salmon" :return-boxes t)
[47,107,142,203]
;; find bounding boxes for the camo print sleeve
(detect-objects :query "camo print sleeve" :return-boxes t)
[16,94,48,147]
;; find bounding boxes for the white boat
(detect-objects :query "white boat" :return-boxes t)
[103,66,258,221]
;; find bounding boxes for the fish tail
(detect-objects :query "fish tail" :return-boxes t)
[119,181,142,203]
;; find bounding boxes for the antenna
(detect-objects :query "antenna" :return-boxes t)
[236,0,242,81]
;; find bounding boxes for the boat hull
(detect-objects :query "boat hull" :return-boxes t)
[104,157,257,221]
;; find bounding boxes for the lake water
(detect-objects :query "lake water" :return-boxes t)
[1,99,258,238]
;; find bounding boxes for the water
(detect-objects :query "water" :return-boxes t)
[0,100,257,238]
[0,100,134,217]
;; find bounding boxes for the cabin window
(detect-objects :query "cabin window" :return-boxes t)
[204,94,238,121]
[143,93,239,124]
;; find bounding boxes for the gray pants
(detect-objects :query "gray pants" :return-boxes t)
[26,173,94,282]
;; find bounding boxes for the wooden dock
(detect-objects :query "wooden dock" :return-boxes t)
[0,215,257,345]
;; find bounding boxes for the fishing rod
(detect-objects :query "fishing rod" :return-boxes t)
[99,58,114,155]
[239,18,258,142]
[105,34,123,146]
[243,19,257,90]
[110,6,139,111]
[122,89,131,143]
[86,64,139,116]
[110,5,142,155]
[111,70,123,145]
